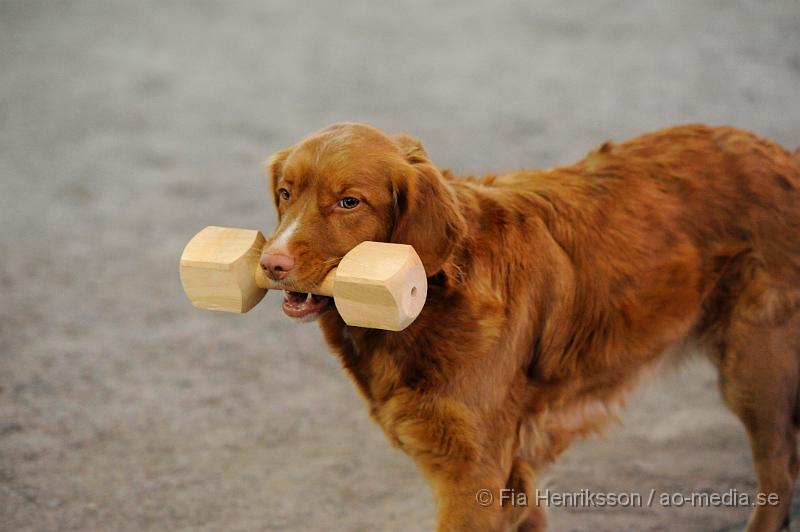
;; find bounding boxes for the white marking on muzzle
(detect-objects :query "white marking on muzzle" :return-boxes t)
[270,218,298,251]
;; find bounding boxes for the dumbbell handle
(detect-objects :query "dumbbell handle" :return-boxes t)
[254,262,336,296]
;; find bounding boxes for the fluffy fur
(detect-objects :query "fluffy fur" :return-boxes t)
[263,123,800,531]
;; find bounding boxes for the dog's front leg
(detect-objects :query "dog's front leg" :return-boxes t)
[378,392,520,530]
[428,469,509,532]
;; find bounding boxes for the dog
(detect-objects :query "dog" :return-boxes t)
[259,123,800,531]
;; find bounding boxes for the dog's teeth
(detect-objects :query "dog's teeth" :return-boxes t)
[305,292,313,302]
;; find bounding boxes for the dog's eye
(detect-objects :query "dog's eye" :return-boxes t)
[278,188,290,201]
[337,197,360,209]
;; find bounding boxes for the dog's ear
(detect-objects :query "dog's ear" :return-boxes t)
[266,147,291,210]
[391,134,466,277]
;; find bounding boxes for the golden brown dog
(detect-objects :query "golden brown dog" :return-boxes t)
[260,123,800,531]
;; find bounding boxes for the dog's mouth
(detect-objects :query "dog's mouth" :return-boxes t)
[282,291,332,320]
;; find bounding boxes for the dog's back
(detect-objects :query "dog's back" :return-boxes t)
[461,125,799,376]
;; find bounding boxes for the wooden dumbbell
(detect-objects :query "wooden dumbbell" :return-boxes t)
[179,226,428,331]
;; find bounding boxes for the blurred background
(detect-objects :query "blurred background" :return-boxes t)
[1,1,799,530]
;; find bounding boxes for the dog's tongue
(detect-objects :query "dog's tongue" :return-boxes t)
[282,291,329,318]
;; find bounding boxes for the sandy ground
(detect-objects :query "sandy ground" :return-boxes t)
[2,1,800,530]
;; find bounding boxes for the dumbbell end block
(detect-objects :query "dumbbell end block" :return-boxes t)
[333,242,427,331]
[180,226,267,313]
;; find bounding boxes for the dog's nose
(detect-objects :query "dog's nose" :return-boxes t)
[260,252,295,280]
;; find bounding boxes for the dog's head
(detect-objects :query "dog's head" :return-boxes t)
[261,123,465,321]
